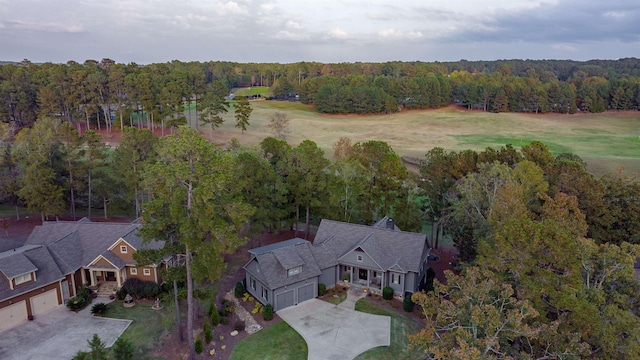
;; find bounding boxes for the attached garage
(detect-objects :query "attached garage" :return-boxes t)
[276,290,294,311]
[297,283,315,304]
[0,300,28,331]
[31,289,59,316]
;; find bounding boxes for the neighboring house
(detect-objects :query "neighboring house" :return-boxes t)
[0,219,164,331]
[244,217,430,311]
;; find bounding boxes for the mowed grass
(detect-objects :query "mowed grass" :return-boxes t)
[229,321,308,360]
[231,86,270,97]
[103,300,170,360]
[183,101,640,177]
[354,298,424,360]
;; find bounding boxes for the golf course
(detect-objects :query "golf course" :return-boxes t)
[186,97,640,177]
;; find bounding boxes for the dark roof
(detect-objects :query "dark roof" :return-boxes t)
[244,242,321,289]
[0,249,39,278]
[249,238,309,256]
[314,219,428,273]
[25,220,164,267]
[0,246,65,302]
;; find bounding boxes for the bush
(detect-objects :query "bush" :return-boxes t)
[115,288,127,301]
[90,303,108,316]
[425,267,436,292]
[194,337,203,354]
[382,286,394,300]
[234,282,245,298]
[209,303,220,326]
[220,316,229,325]
[234,320,245,331]
[112,337,134,360]
[318,283,327,296]
[403,294,415,312]
[67,287,93,311]
[263,303,274,321]
[121,278,161,299]
[223,299,235,314]
[204,320,213,344]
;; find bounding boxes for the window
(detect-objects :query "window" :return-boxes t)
[262,288,269,301]
[344,266,351,272]
[374,271,381,278]
[143,268,151,276]
[250,278,256,291]
[287,266,302,277]
[391,273,401,285]
[14,273,31,285]
[120,245,127,253]
[356,255,363,262]
[130,268,138,275]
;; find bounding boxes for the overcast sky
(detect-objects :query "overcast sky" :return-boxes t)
[1,0,638,64]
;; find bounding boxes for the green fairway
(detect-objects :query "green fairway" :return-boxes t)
[231,86,270,97]
[184,101,640,177]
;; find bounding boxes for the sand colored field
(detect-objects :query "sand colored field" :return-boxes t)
[186,101,640,177]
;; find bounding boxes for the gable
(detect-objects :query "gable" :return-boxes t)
[87,255,118,269]
[338,246,383,270]
[109,239,136,262]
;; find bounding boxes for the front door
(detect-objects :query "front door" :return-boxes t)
[359,268,368,281]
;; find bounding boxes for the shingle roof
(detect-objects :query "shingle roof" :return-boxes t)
[249,238,309,256]
[314,219,428,273]
[25,221,164,267]
[0,250,38,278]
[0,246,65,302]
[244,242,322,289]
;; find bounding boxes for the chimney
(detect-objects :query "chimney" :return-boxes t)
[386,218,395,230]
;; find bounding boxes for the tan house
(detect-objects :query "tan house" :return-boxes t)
[0,219,164,331]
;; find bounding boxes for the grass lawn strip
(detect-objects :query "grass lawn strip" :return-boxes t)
[229,321,308,360]
[103,300,170,360]
[353,298,424,360]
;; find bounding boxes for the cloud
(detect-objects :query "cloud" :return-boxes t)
[326,28,348,39]
[10,20,85,33]
[286,20,303,29]
[274,30,309,41]
[378,28,423,40]
[215,1,248,16]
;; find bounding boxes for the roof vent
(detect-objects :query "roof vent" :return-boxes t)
[386,218,395,230]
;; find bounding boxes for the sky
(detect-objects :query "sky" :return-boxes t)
[0,0,639,64]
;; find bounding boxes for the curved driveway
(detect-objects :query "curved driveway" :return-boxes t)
[277,291,390,360]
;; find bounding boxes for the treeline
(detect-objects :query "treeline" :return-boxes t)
[2,58,640,127]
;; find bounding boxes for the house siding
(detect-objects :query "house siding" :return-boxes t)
[111,239,135,263]
[388,271,404,294]
[319,267,336,288]
[340,250,381,270]
[0,281,61,318]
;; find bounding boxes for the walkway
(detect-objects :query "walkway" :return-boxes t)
[278,289,391,360]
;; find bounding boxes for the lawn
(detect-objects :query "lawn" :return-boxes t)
[353,298,425,360]
[231,87,270,97]
[229,321,308,360]
[181,101,640,177]
[103,300,173,360]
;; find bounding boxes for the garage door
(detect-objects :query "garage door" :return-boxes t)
[0,301,28,331]
[276,290,294,311]
[31,289,59,316]
[297,283,315,304]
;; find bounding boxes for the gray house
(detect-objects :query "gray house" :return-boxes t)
[243,217,430,311]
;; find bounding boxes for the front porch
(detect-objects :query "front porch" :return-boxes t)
[342,266,383,292]
[83,267,125,289]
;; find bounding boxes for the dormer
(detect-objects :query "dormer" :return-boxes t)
[108,238,137,263]
[0,251,38,290]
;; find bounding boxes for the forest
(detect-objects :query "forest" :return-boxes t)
[1,58,640,126]
[2,57,640,358]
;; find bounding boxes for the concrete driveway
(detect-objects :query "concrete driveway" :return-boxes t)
[0,301,131,360]
[278,291,390,360]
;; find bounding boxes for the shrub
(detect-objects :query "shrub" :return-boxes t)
[403,294,415,312]
[115,288,127,301]
[220,316,229,325]
[425,267,436,292]
[222,299,235,314]
[121,278,161,299]
[234,320,245,331]
[262,303,274,321]
[194,337,203,354]
[318,283,327,296]
[210,305,220,326]
[382,286,394,300]
[67,287,93,311]
[112,337,134,360]
[90,303,108,316]
[203,320,213,344]
[234,282,245,298]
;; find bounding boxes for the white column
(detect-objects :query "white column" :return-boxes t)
[116,269,122,288]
